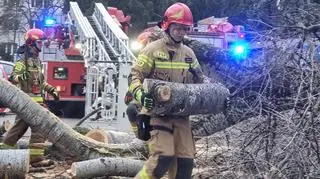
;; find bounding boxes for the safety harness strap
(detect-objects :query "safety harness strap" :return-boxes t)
[151,125,174,134]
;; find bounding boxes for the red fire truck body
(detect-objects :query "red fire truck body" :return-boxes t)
[42,57,86,117]
[43,60,86,100]
[40,15,86,117]
[41,6,131,118]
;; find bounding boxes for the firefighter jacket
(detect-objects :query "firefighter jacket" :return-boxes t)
[11,54,54,103]
[129,33,204,97]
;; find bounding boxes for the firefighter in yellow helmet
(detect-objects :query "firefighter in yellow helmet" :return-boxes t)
[129,3,204,179]
[2,28,59,167]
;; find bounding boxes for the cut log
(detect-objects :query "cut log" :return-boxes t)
[85,129,110,143]
[0,149,29,178]
[143,79,230,116]
[107,130,136,144]
[75,127,136,144]
[70,157,144,178]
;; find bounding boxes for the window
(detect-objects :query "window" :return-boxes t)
[44,0,49,8]
[0,61,14,75]
[36,0,42,7]
[31,0,35,7]
[2,64,13,75]
[53,67,68,80]
[31,0,43,7]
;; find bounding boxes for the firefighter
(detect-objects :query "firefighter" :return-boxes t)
[128,3,204,179]
[126,29,154,138]
[1,28,59,167]
[126,22,168,138]
[124,90,139,137]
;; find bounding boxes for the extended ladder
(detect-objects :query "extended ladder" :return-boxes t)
[68,2,135,121]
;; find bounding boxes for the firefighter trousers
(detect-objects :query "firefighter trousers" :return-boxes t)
[135,116,195,179]
[3,116,46,163]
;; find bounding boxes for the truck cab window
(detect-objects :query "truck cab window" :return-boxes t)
[53,67,68,80]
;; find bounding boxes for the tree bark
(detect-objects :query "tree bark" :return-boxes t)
[15,139,52,149]
[0,79,147,161]
[0,120,12,136]
[70,157,144,178]
[143,79,230,116]
[85,129,110,143]
[0,149,29,179]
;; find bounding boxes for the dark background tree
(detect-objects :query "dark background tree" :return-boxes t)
[0,0,64,61]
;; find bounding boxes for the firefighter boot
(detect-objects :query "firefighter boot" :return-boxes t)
[175,158,194,179]
[167,157,177,179]
[130,121,139,138]
[29,132,54,168]
[29,146,54,168]
[126,103,139,138]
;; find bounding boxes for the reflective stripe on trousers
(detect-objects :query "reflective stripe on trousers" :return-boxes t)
[28,94,44,103]
[29,148,45,156]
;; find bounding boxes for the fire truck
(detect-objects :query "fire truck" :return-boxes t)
[40,3,133,119]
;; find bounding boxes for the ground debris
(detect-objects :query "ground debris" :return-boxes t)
[26,160,73,179]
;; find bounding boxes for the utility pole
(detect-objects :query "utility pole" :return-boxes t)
[12,0,19,56]
[13,1,18,45]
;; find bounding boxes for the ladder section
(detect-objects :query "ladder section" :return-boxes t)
[69,2,96,63]
[92,3,136,63]
[69,2,118,121]
[87,16,118,60]
[90,3,137,121]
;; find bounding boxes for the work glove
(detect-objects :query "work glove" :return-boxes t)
[135,89,154,110]
[49,89,60,101]
[124,91,133,105]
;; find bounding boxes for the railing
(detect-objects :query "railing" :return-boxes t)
[93,3,137,63]
[91,3,136,120]
[68,2,135,121]
[69,2,118,120]
[69,2,96,62]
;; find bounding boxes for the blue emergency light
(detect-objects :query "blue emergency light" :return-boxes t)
[44,17,56,26]
[229,41,250,59]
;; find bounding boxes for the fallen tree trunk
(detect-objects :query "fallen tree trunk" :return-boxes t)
[70,157,144,178]
[73,127,136,144]
[0,79,147,161]
[0,149,29,178]
[143,79,230,116]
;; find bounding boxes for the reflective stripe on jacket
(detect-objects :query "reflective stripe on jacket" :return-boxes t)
[129,34,204,94]
[12,55,54,95]
[30,95,44,103]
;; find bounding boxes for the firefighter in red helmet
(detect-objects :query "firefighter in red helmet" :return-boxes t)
[129,3,204,179]
[1,28,59,167]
